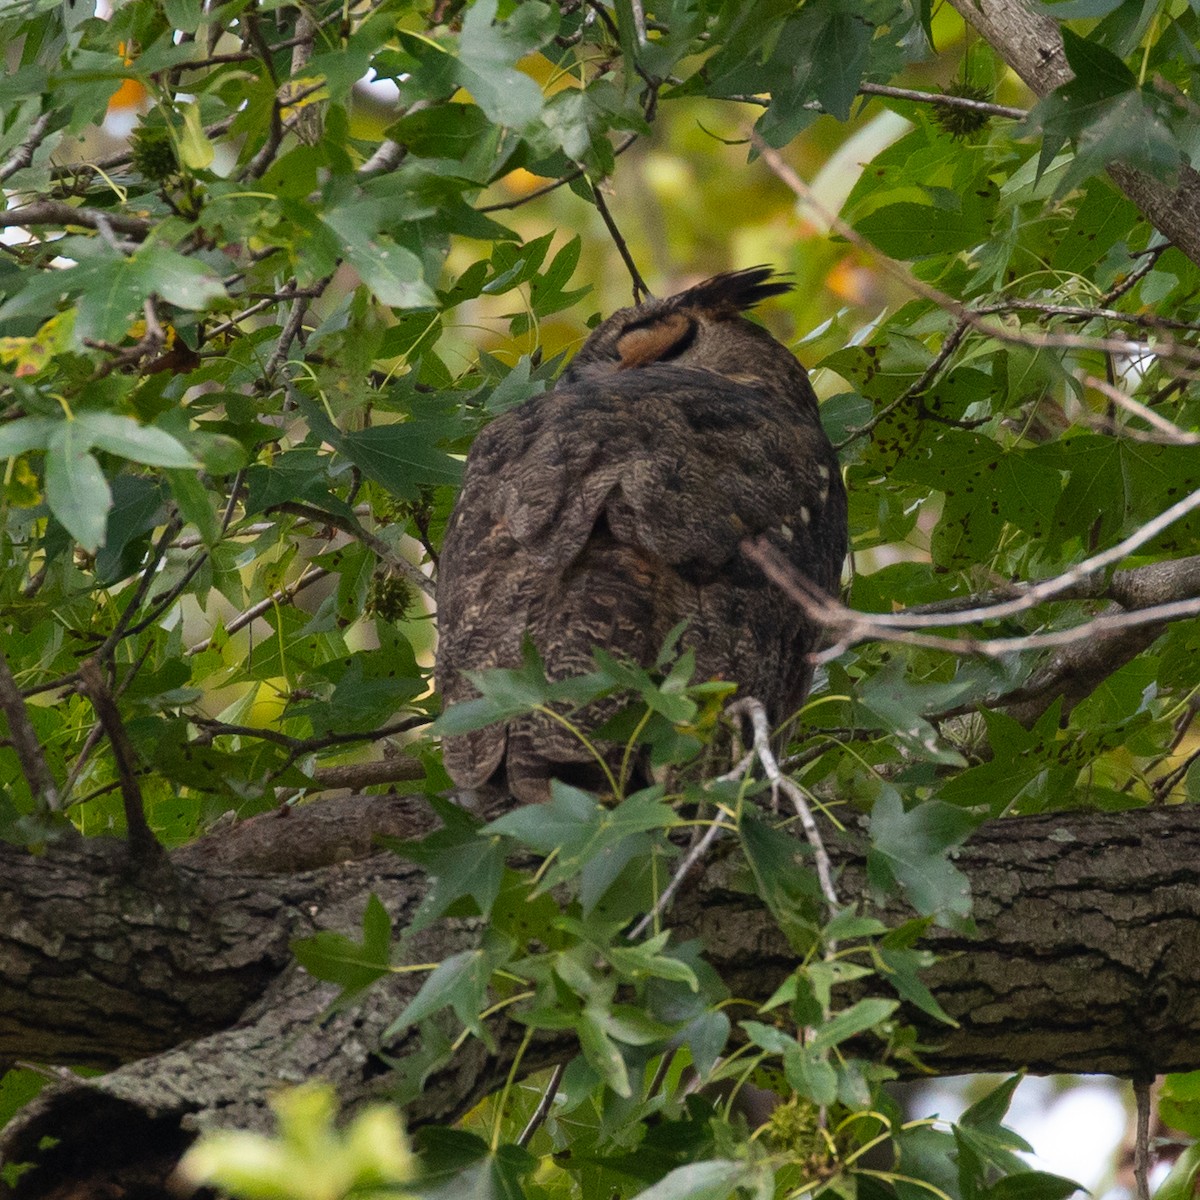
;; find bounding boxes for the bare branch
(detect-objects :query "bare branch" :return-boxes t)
[741,536,1200,663]
[591,183,651,303]
[1133,1077,1152,1200]
[0,201,151,238]
[77,658,163,864]
[1076,371,1200,445]
[727,698,840,915]
[186,566,332,656]
[0,111,55,183]
[857,81,1025,120]
[518,1064,566,1147]
[626,752,752,942]
[193,714,428,756]
[0,649,61,811]
[834,488,1200,632]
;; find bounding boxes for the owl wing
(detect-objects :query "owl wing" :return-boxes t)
[435,366,845,798]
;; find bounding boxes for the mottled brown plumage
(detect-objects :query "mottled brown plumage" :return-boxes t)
[436,267,848,803]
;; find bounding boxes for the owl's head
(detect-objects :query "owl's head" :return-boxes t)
[561,266,817,412]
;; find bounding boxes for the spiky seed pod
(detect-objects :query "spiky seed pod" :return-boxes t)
[130,126,178,182]
[933,81,993,140]
[366,570,414,623]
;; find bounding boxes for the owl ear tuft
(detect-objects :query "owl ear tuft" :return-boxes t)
[616,311,696,369]
[681,266,792,314]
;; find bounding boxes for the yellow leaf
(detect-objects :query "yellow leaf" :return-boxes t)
[280,76,328,121]
[179,101,214,170]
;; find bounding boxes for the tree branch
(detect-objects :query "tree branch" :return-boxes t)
[4,801,1200,1193]
[0,649,60,811]
[0,202,151,238]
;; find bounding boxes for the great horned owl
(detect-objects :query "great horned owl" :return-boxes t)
[436,267,847,803]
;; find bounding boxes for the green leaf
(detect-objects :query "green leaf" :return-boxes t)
[77,413,197,467]
[784,1044,838,1106]
[578,1008,631,1097]
[959,1074,1027,1139]
[739,813,823,953]
[456,0,555,129]
[96,474,166,584]
[618,1160,755,1200]
[136,245,225,309]
[74,256,148,344]
[290,893,393,1002]
[487,783,678,896]
[604,936,699,991]
[385,822,506,935]
[432,643,552,737]
[1160,1071,1200,1136]
[877,943,957,1026]
[855,656,969,766]
[166,468,220,545]
[988,1172,1088,1200]
[340,235,437,310]
[867,787,975,927]
[809,998,898,1051]
[45,423,111,551]
[854,198,989,260]
[1031,28,1181,190]
[810,10,872,120]
[0,415,54,458]
[1155,1141,1200,1200]
[178,99,214,169]
[387,936,512,1044]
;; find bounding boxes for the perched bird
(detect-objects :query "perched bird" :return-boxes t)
[435,266,848,803]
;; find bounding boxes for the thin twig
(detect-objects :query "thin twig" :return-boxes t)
[836,317,970,449]
[62,641,153,803]
[0,111,55,183]
[858,80,1025,120]
[591,184,650,303]
[628,0,647,46]
[478,131,641,213]
[187,566,331,655]
[1133,1077,1152,1200]
[0,201,151,238]
[518,1063,566,1147]
[0,649,61,811]
[743,536,1200,662]
[78,657,163,863]
[1077,371,1200,445]
[271,501,435,598]
[728,698,840,915]
[977,295,1200,335]
[264,285,323,382]
[1152,737,1200,804]
[628,751,754,941]
[194,713,427,754]
[94,516,183,663]
[1101,244,1168,305]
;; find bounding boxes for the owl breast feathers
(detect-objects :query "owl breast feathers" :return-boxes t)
[435,266,848,803]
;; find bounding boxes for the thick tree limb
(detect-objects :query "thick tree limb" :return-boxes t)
[947,0,1200,270]
[4,797,1200,1194]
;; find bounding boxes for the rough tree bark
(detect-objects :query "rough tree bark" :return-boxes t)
[3,796,1199,1196]
[946,0,1200,271]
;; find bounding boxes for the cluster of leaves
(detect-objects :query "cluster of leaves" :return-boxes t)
[291,645,1073,1199]
[4,0,1200,1194]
